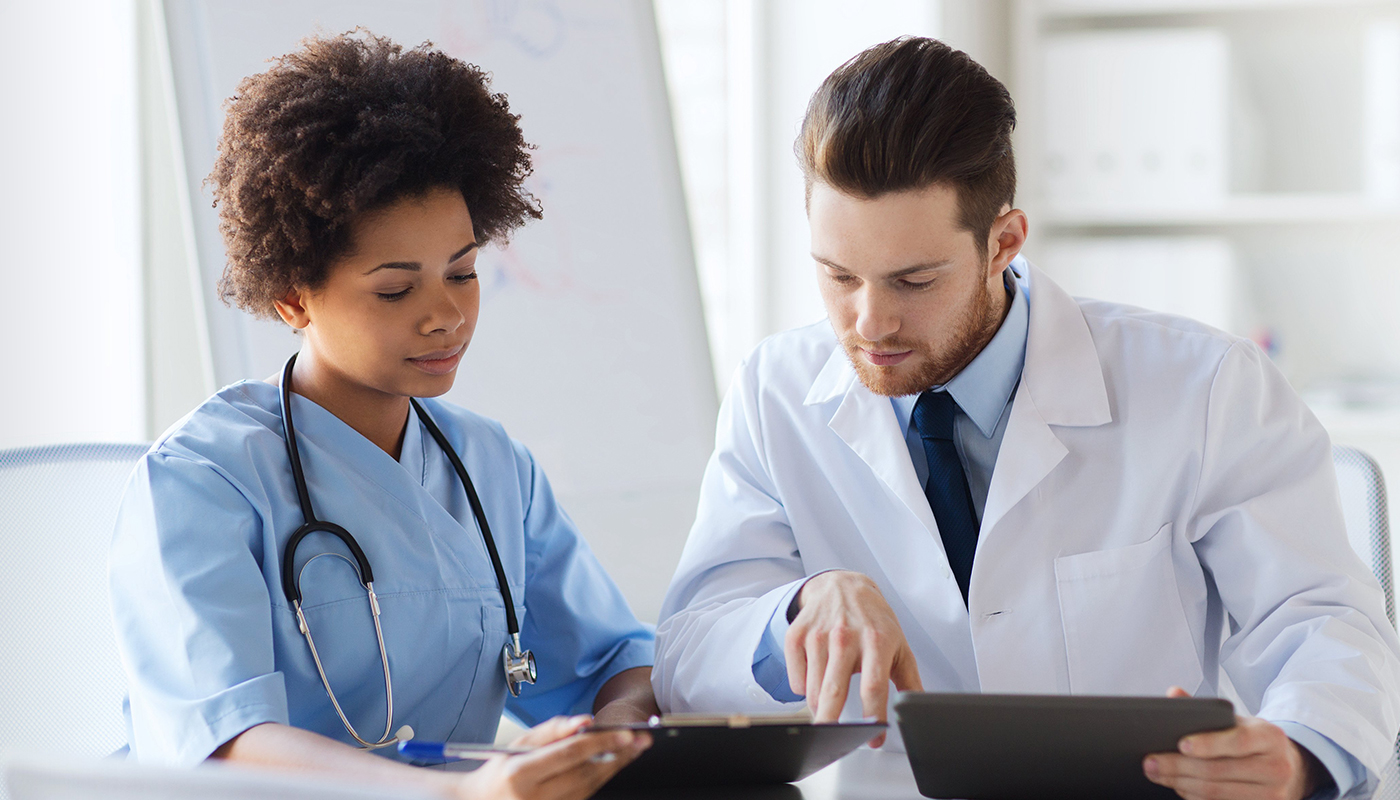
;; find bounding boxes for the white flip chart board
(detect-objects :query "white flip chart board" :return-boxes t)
[161,0,716,620]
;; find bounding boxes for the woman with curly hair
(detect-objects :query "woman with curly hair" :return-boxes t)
[109,31,656,799]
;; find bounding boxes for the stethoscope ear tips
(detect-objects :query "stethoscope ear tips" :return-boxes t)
[395,725,415,743]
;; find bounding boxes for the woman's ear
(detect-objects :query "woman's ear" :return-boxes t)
[273,288,312,330]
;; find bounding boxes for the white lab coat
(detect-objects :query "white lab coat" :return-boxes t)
[654,263,1400,779]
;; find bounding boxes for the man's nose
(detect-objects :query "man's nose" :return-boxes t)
[854,289,899,343]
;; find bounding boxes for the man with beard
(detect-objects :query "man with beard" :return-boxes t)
[652,37,1400,800]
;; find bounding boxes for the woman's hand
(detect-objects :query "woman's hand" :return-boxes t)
[454,715,650,800]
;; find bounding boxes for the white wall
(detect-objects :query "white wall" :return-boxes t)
[656,0,942,391]
[0,0,144,448]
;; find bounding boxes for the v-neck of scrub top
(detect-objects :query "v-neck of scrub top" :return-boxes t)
[397,400,428,487]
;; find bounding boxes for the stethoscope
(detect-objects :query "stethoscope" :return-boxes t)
[278,353,537,750]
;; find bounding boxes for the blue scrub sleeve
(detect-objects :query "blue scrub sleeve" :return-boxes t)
[503,443,655,726]
[109,453,289,765]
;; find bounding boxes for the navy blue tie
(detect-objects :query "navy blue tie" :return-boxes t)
[912,390,979,604]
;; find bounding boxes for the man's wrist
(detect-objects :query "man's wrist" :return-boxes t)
[787,569,847,623]
[1294,739,1330,800]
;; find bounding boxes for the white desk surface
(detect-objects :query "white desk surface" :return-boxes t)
[3,747,926,800]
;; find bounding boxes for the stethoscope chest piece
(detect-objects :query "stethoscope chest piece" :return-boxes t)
[504,633,537,697]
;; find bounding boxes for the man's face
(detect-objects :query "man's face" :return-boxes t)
[809,182,1023,397]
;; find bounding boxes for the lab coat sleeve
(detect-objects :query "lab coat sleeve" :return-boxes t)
[653,357,813,712]
[504,442,655,727]
[108,452,288,766]
[1189,340,1400,793]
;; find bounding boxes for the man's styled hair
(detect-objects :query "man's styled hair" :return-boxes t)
[796,37,1017,255]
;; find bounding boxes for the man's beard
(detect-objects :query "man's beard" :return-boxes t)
[840,275,1002,398]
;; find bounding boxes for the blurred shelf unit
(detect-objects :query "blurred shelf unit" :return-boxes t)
[1010,0,1400,403]
[1041,0,1395,19]
[1044,192,1400,227]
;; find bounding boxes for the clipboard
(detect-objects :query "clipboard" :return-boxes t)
[591,712,885,790]
[893,692,1236,800]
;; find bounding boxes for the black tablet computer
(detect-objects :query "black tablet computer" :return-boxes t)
[893,692,1235,800]
[592,713,885,791]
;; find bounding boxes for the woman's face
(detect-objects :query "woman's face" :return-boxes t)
[279,186,480,400]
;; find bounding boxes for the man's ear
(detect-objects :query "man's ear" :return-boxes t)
[272,287,312,330]
[986,206,1029,275]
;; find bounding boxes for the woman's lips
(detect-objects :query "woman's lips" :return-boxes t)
[408,345,465,375]
[862,349,912,367]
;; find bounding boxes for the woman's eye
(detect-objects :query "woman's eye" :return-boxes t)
[828,272,856,284]
[449,271,478,285]
[375,288,412,301]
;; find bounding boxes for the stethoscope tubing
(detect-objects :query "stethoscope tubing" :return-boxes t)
[409,396,520,638]
[276,352,534,750]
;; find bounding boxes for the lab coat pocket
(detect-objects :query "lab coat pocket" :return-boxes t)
[1054,523,1203,696]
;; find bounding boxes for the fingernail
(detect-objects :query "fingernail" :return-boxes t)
[1144,757,1159,779]
[1179,738,1193,754]
[616,730,635,746]
[572,714,592,725]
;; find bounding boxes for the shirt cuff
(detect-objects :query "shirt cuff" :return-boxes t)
[1275,722,1363,800]
[751,572,841,703]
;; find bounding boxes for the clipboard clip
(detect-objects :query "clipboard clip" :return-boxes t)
[643,710,816,728]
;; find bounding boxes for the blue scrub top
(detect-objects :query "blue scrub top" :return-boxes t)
[109,380,655,765]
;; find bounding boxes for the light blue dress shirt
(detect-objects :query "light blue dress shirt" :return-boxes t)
[110,381,654,766]
[748,263,1359,798]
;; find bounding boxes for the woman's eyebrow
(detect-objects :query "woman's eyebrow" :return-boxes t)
[363,242,479,275]
[450,242,479,262]
[363,261,420,275]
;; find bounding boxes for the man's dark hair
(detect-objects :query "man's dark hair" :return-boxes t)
[796,37,1016,256]
[209,30,541,318]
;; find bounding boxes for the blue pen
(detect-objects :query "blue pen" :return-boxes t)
[398,740,533,761]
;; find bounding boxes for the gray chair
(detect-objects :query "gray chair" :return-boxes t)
[0,444,148,776]
[1333,444,1399,799]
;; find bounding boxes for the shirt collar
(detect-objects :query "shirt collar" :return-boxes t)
[894,261,1030,439]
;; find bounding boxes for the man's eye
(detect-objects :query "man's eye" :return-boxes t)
[828,273,855,284]
[901,279,934,289]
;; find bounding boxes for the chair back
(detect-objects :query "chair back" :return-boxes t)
[0,444,148,764]
[1334,445,1395,627]
[1333,445,1399,799]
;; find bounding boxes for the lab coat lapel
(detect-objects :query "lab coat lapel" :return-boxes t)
[980,265,1112,537]
[818,354,939,538]
[810,348,966,637]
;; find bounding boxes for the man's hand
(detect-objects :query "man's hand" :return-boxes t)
[1144,687,1326,800]
[785,570,922,746]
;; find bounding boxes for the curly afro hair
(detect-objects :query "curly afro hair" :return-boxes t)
[209,30,541,318]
